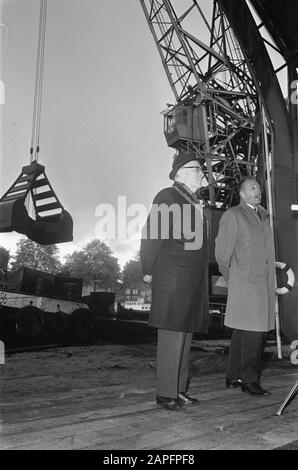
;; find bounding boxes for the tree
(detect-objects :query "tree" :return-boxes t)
[121,254,151,302]
[63,239,121,291]
[122,255,144,290]
[11,237,62,274]
[0,246,10,271]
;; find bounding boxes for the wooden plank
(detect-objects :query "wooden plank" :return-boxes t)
[0,382,155,423]
[1,370,296,425]
[2,374,298,450]
[2,342,298,450]
[160,412,298,450]
[3,397,297,450]
[1,400,157,437]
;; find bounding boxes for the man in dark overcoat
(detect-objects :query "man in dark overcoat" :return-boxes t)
[215,177,275,396]
[140,151,209,411]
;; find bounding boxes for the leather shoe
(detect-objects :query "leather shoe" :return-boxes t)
[226,378,242,388]
[178,392,199,405]
[156,395,182,411]
[241,382,271,396]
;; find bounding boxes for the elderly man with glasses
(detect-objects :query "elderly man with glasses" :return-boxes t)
[140,150,209,411]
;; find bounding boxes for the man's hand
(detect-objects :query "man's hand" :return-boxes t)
[219,266,229,282]
[143,274,152,283]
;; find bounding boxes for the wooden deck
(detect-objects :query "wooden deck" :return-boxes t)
[0,342,298,450]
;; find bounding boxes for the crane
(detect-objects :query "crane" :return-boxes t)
[0,0,73,245]
[139,0,298,343]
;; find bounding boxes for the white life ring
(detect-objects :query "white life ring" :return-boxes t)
[275,261,295,295]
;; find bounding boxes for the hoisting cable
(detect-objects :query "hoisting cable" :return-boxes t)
[30,0,47,164]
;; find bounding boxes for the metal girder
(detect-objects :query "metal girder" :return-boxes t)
[140,0,264,209]
[250,0,298,61]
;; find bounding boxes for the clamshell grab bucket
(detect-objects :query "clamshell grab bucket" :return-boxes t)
[0,161,73,245]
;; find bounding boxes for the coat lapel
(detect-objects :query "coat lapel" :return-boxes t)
[240,199,269,224]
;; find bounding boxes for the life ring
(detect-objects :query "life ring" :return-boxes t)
[275,261,295,295]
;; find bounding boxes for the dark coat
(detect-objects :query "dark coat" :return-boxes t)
[140,183,209,333]
[215,200,275,332]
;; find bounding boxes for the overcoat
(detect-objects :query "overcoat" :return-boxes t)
[215,200,275,332]
[140,183,209,333]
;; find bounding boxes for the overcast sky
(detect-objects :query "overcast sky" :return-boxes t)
[0,0,174,267]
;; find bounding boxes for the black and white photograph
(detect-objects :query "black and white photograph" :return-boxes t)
[0,0,298,454]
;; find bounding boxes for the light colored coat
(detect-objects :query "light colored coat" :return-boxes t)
[215,200,275,332]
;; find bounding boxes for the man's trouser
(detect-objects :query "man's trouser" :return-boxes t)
[156,329,193,398]
[226,329,265,384]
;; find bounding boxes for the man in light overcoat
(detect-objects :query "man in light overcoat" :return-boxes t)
[215,177,275,396]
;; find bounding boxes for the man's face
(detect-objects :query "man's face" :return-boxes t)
[179,161,204,190]
[240,179,262,207]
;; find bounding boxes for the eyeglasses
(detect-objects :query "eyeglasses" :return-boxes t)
[182,166,203,171]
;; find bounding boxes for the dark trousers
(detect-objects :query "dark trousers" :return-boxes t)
[156,329,193,398]
[226,329,264,384]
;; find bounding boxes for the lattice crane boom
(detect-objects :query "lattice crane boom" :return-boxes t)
[140,0,263,209]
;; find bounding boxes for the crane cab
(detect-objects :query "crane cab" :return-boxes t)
[163,104,206,148]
